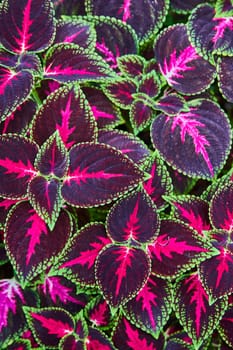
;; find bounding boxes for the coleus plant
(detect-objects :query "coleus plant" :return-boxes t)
[0,0,232,349]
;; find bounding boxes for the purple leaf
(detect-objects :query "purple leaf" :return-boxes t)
[171,0,208,13]
[7,340,31,350]
[0,99,36,134]
[58,223,111,285]
[138,71,160,98]
[0,0,55,54]
[34,132,69,177]
[86,328,116,350]
[151,99,232,179]
[38,275,86,314]
[5,202,71,284]
[54,19,96,49]
[117,54,145,78]
[0,66,34,121]
[148,219,215,278]
[95,244,150,307]
[112,316,165,350]
[61,143,144,207]
[98,129,150,165]
[82,86,122,129]
[107,190,160,244]
[28,176,62,230]
[93,16,138,70]
[17,53,41,72]
[52,0,86,17]
[104,78,138,109]
[87,0,169,46]
[88,297,111,327]
[0,135,38,199]
[124,273,172,335]
[188,4,233,57]
[218,56,233,102]
[210,182,233,232]
[59,333,85,350]
[0,49,18,67]
[219,305,233,348]
[0,279,37,347]
[24,307,74,348]
[143,153,173,209]
[130,99,154,134]
[0,198,19,229]
[173,272,227,348]
[154,24,216,94]
[169,195,211,236]
[155,93,188,116]
[32,84,97,148]
[199,244,233,301]
[44,43,116,82]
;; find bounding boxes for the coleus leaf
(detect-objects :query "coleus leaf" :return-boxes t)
[44,43,116,83]
[117,54,146,78]
[151,98,232,179]
[0,278,37,348]
[130,100,154,134]
[91,16,138,70]
[210,182,233,232]
[123,273,173,335]
[82,86,123,129]
[215,0,233,14]
[138,71,160,98]
[188,4,233,58]
[106,189,160,244]
[17,53,41,73]
[86,296,111,327]
[0,0,56,54]
[98,129,150,165]
[86,327,116,350]
[38,275,86,315]
[170,0,208,13]
[112,316,165,350]
[0,134,38,199]
[218,305,233,348]
[86,0,169,46]
[28,176,62,230]
[142,152,173,210]
[61,142,144,207]
[57,223,111,285]
[0,66,34,121]
[0,198,19,229]
[155,93,188,116]
[0,99,36,135]
[173,272,227,349]
[32,84,97,148]
[168,195,211,236]
[148,219,217,278]
[218,56,233,102]
[104,78,138,109]
[53,0,86,17]
[59,333,85,350]
[95,244,151,307]
[24,307,75,348]
[154,24,216,94]
[54,19,96,49]
[7,340,31,350]
[5,202,72,284]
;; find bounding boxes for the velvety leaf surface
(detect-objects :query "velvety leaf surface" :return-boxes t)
[0,135,38,198]
[32,84,97,148]
[17,53,41,72]
[188,4,233,58]
[104,78,138,109]
[154,24,216,94]
[86,327,116,350]
[5,202,71,284]
[0,49,18,68]
[87,296,111,327]
[24,307,74,348]
[61,143,144,207]
[124,273,173,335]
[173,272,227,348]
[95,244,150,307]
[54,19,96,49]
[148,219,216,278]
[219,305,233,348]
[38,275,86,314]
[7,340,31,350]
[117,54,145,78]
[143,153,173,209]
[98,129,149,165]
[58,223,111,285]
[107,190,159,244]
[44,43,116,82]
[87,0,169,46]
[155,93,188,116]
[0,279,37,348]
[93,16,138,70]
[59,333,85,350]
[169,195,211,236]
[82,86,122,129]
[130,100,154,134]
[138,72,160,98]
[112,316,165,350]
[0,99,36,135]
[151,99,232,179]
[171,0,208,13]
[53,0,86,17]
[0,0,55,54]
[0,198,19,229]
[28,176,62,230]
[0,66,34,121]
[210,182,233,231]
[218,56,233,103]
